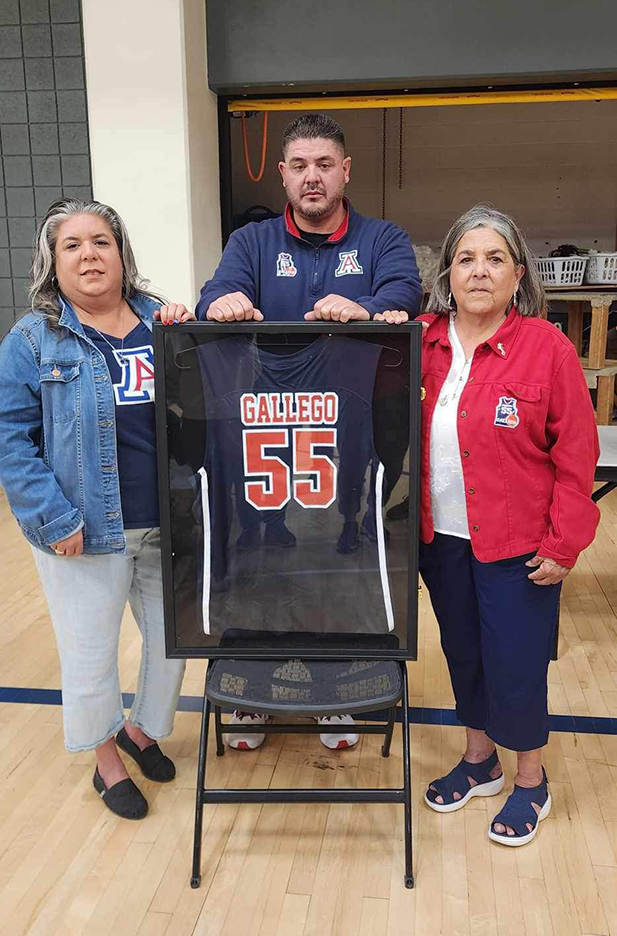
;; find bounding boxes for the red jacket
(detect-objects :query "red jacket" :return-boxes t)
[419,309,600,567]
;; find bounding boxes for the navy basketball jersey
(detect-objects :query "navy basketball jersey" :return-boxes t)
[196,335,394,637]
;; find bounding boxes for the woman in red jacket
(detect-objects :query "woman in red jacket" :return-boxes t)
[415,205,599,845]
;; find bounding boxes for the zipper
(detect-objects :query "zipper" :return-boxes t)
[311,247,321,296]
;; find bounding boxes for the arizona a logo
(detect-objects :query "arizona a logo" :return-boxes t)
[276,252,297,277]
[113,346,155,405]
[494,396,519,429]
[335,250,364,277]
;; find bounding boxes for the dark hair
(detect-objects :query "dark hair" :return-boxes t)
[282,113,345,156]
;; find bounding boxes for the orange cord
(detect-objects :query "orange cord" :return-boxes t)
[241,112,268,183]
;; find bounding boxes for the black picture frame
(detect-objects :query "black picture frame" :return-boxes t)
[154,321,422,661]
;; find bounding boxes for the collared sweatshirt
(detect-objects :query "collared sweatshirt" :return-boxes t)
[196,201,422,321]
[419,308,600,567]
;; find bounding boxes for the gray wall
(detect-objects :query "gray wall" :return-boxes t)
[0,0,92,339]
[207,0,617,93]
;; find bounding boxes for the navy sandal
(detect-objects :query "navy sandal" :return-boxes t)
[425,750,504,813]
[489,768,551,846]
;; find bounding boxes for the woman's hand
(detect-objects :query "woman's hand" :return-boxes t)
[50,530,83,557]
[526,554,571,585]
[154,304,196,325]
[373,310,409,324]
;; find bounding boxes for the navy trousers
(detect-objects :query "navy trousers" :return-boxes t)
[419,533,561,752]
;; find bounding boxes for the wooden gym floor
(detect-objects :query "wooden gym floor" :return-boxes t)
[2,485,617,936]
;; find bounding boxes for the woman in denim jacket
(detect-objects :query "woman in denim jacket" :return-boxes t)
[0,198,195,820]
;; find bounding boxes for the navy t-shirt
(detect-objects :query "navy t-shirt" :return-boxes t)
[83,320,159,528]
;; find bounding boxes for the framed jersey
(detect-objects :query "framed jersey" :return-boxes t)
[154,322,422,660]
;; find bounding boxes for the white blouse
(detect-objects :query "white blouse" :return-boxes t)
[429,315,471,539]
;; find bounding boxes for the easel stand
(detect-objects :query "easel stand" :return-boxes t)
[190,660,414,889]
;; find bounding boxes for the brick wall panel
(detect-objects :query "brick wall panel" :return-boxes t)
[0,0,92,331]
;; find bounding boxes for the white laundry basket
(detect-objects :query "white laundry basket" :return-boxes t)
[584,253,617,285]
[535,256,587,287]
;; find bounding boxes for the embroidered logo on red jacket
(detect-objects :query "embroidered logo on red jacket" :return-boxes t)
[334,250,364,277]
[276,252,297,277]
[494,396,519,429]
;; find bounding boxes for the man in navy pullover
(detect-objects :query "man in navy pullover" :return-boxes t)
[197,115,419,752]
[196,114,422,323]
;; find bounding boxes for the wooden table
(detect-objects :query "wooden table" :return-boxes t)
[581,360,617,425]
[546,286,617,369]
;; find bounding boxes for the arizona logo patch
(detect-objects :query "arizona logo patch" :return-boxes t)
[276,252,297,277]
[334,250,363,277]
[113,346,155,405]
[494,396,519,429]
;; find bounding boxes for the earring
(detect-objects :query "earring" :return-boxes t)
[512,287,519,307]
[52,275,58,289]
[447,292,456,314]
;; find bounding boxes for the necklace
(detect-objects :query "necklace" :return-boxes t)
[90,325,128,367]
[438,313,506,406]
[87,305,129,367]
[438,315,473,407]
[438,365,470,406]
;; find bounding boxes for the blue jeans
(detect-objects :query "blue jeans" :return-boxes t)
[33,528,186,752]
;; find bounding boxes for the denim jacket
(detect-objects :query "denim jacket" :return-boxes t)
[0,294,159,555]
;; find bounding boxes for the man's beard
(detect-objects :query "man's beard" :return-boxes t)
[288,184,345,223]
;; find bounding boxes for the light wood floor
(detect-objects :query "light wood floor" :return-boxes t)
[3,487,617,936]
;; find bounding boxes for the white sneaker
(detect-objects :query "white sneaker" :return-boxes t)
[317,714,359,750]
[224,710,271,750]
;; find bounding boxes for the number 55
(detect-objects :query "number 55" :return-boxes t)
[243,428,337,510]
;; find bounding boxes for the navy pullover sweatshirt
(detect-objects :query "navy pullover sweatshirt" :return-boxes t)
[196,201,422,321]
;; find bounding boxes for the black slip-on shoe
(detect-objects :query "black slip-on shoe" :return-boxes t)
[116,726,176,783]
[92,767,148,820]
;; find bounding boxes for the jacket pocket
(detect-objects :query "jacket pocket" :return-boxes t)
[492,383,544,432]
[40,362,80,423]
[502,383,542,403]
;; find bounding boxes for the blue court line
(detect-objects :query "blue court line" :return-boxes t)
[1,686,617,736]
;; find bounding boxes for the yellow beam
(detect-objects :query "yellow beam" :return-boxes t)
[228,87,617,112]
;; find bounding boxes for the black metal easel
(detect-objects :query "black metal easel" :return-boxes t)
[190,659,414,889]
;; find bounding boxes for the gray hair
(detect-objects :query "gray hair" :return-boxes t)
[428,204,545,318]
[29,198,167,327]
